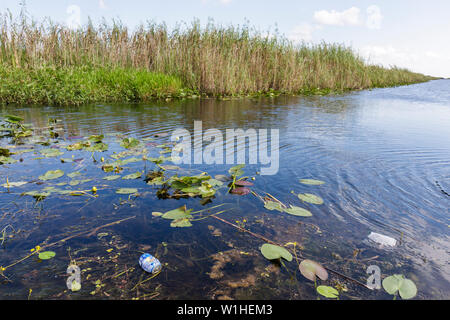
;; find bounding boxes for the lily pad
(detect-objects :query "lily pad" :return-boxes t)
[103,175,121,181]
[299,259,328,282]
[317,286,339,298]
[0,156,18,164]
[296,193,324,205]
[116,188,138,194]
[162,206,193,220]
[299,179,325,185]
[260,243,293,262]
[85,142,108,152]
[234,180,254,187]
[120,138,140,149]
[382,274,417,299]
[39,148,64,157]
[122,172,142,180]
[2,181,27,188]
[39,170,64,181]
[38,251,56,260]
[264,201,284,212]
[229,164,245,177]
[230,187,250,195]
[170,218,193,228]
[283,205,312,217]
[88,135,104,143]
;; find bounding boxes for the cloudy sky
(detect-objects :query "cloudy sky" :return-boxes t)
[1,0,449,77]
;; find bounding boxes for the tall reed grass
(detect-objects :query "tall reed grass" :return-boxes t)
[0,10,435,105]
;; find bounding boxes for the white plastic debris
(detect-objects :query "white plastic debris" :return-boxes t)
[367,232,397,247]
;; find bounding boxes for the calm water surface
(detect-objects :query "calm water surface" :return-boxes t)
[0,80,449,299]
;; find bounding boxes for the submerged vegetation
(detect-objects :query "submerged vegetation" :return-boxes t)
[0,10,436,106]
[0,113,420,300]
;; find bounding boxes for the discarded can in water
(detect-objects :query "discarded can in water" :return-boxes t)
[139,253,162,274]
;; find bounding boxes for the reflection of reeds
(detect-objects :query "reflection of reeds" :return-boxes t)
[0,11,435,105]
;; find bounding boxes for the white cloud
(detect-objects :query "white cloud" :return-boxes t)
[66,5,81,30]
[366,5,383,30]
[288,23,315,42]
[359,45,450,77]
[313,7,361,26]
[99,0,107,9]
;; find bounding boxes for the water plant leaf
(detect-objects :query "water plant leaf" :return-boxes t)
[0,148,10,156]
[299,259,328,282]
[296,193,324,205]
[4,114,24,123]
[283,205,312,217]
[39,170,64,181]
[152,212,163,217]
[69,179,92,186]
[120,138,140,149]
[264,201,284,212]
[103,175,121,181]
[122,172,142,180]
[260,243,293,262]
[170,218,193,228]
[382,274,417,299]
[317,286,339,298]
[70,280,81,292]
[88,135,104,143]
[205,179,223,187]
[116,188,138,194]
[85,142,108,152]
[162,206,193,220]
[299,179,325,185]
[234,180,254,186]
[398,278,418,300]
[230,187,250,195]
[160,165,180,170]
[38,251,56,260]
[39,148,64,157]
[0,156,18,164]
[2,181,27,188]
[228,164,245,177]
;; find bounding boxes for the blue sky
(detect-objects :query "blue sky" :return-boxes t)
[1,0,449,77]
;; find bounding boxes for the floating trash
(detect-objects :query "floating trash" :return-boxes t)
[367,232,397,247]
[139,253,162,274]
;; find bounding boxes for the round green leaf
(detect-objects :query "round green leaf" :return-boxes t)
[38,251,56,260]
[399,278,418,300]
[317,285,339,298]
[116,188,138,194]
[39,170,65,181]
[299,259,328,282]
[283,205,312,217]
[297,193,324,205]
[300,179,325,185]
[264,201,284,212]
[260,243,292,262]
[382,274,403,295]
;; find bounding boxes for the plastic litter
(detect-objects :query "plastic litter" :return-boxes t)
[139,253,162,274]
[367,232,397,247]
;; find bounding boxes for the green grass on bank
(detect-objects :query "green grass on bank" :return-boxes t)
[0,66,188,105]
[0,11,437,106]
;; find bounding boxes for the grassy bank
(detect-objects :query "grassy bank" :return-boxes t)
[0,12,436,106]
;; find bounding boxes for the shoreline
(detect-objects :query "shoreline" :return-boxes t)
[0,16,437,106]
